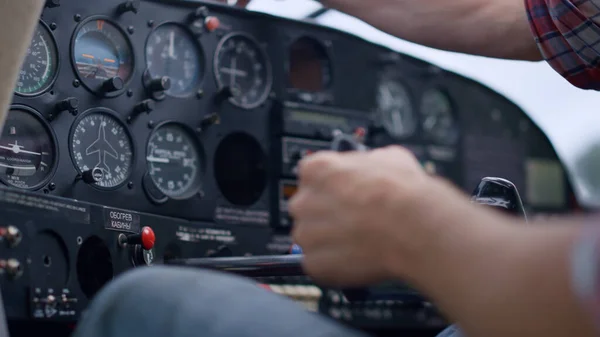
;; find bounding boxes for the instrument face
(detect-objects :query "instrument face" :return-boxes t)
[376,79,416,139]
[146,122,203,199]
[69,109,134,189]
[72,17,134,95]
[145,23,204,98]
[0,107,57,190]
[14,22,59,96]
[214,32,272,109]
[420,89,458,145]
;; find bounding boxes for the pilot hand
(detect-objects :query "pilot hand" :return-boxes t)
[289,146,437,287]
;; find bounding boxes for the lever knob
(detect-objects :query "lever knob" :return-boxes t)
[55,97,79,115]
[81,167,104,184]
[103,77,124,92]
[119,226,155,250]
[148,77,170,93]
[118,0,140,14]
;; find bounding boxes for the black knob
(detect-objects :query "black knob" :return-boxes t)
[81,168,104,184]
[55,97,79,115]
[190,6,209,20]
[148,77,171,93]
[118,0,140,14]
[103,77,124,92]
[45,0,60,8]
[200,113,219,128]
[214,86,233,105]
[135,99,155,114]
[471,177,527,221]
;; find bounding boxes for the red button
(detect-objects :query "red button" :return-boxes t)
[205,16,220,32]
[140,226,155,250]
[354,127,366,138]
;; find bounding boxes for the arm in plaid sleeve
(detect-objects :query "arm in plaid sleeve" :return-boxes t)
[525,0,600,89]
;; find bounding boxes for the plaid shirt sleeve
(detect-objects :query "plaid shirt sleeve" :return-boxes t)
[525,0,600,90]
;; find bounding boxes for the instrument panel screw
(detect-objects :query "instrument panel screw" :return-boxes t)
[127,26,135,34]
[76,237,83,245]
[196,90,204,99]
[127,181,133,189]
[147,120,154,128]
[49,23,57,30]
[48,182,56,191]
[127,89,133,97]
[147,20,154,28]
[74,14,81,22]
[72,79,80,88]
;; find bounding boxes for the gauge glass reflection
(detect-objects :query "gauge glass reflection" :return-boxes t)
[214,33,272,109]
[72,18,134,94]
[146,123,203,199]
[15,22,59,96]
[0,108,56,189]
[146,23,203,98]
[376,80,416,138]
[70,109,134,189]
[420,89,458,145]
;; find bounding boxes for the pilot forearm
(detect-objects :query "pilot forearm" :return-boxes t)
[387,179,594,337]
[320,0,541,61]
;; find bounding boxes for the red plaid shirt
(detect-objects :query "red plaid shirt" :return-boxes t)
[525,0,600,89]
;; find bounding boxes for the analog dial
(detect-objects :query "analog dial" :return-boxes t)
[214,33,272,109]
[70,109,134,189]
[72,17,134,95]
[376,79,416,138]
[146,123,203,199]
[0,107,56,189]
[146,23,203,98]
[420,89,458,145]
[15,22,58,96]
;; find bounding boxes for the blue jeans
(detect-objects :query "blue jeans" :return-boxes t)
[72,266,463,337]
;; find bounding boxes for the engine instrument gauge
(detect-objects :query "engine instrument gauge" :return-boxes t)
[146,123,203,199]
[72,17,134,96]
[376,79,416,139]
[0,106,57,189]
[15,21,59,96]
[145,23,203,98]
[214,32,272,109]
[70,108,134,189]
[420,89,458,145]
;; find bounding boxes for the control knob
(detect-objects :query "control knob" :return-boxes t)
[118,0,140,14]
[50,97,79,120]
[118,226,156,266]
[103,77,124,93]
[144,74,170,100]
[77,167,104,185]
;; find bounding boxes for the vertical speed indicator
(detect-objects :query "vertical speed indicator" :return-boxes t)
[214,32,272,109]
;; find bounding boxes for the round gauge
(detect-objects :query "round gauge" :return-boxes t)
[214,32,272,109]
[146,123,203,199]
[288,37,332,91]
[376,79,416,138]
[0,107,57,189]
[420,89,458,145]
[69,108,134,189]
[15,22,59,96]
[145,23,204,98]
[72,17,134,96]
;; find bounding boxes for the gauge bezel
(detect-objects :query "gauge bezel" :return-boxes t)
[70,15,135,98]
[15,20,60,97]
[145,120,206,200]
[213,31,273,110]
[419,87,459,146]
[144,22,205,99]
[285,35,334,92]
[375,77,417,139]
[68,107,136,191]
[0,105,59,190]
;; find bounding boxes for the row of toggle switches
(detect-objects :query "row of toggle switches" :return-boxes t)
[259,284,323,312]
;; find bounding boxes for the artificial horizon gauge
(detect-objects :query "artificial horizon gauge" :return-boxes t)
[0,107,57,190]
[146,123,203,199]
[214,32,272,109]
[420,89,458,145]
[376,79,416,139]
[70,109,134,189]
[145,23,204,98]
[72,17,134,96]
[14,21,59,96]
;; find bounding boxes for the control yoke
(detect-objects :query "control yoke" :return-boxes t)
[168,134,527,301]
